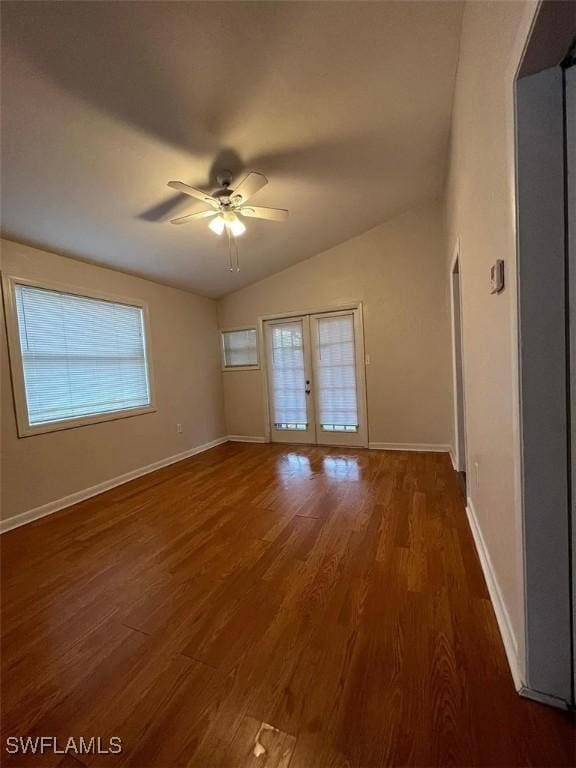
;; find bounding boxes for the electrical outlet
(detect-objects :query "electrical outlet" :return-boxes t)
[177,423,183,434]
[474,461,480,489]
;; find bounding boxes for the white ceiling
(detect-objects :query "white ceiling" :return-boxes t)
[1,1,463,298]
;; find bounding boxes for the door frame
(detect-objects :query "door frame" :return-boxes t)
[566,56,576,708]
[449,239,467,474]
[257,301,369,447]
[513,1,576,708]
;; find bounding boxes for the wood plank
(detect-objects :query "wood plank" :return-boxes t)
[211,716,296,768]
[1,443,574,767]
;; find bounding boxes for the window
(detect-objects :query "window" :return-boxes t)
[3,277,155,436]
[221,328,258,369]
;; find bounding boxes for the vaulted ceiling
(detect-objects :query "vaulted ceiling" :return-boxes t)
[1,1,463,297]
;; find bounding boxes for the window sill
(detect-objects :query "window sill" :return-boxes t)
[17,405,157,438]
[221,365,260,372]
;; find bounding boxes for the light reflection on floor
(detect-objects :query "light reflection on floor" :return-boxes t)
[322,455,360,480]
[277,452,312,478]
[276,450,362,481]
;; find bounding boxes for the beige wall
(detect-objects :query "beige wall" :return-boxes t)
[218,198,453,448]
[1,239,226,521]
[445,0,538,679]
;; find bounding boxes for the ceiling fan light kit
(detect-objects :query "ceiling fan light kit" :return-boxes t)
[167,170,288,271]
[208,214,246,238]
[229,216,247,237]
[208,216,225,236]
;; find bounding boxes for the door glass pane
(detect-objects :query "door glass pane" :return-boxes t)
[315,315,358,431]
[270,321,307,429]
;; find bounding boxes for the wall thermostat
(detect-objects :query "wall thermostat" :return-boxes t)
[490,259,505,294]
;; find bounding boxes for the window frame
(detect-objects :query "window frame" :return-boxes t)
[220,326,260,371]
[2,274,157,437]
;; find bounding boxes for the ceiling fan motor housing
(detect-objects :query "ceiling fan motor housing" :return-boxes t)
[216,170,233,189]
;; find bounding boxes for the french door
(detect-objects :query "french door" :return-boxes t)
[264,309,367,447]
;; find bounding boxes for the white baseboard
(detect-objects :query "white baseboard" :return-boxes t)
[227,435,268,443]
[449,447,457,470]
[368,442,452,453]
[518,685,569,710]
[0,436,229,534]
[465,497,523,690]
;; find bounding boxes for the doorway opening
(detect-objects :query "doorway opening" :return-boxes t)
[262,307,368,448]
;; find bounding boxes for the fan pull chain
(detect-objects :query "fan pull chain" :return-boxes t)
[224,229,241,272]
[234,236,240,272]
[226,229,233,272]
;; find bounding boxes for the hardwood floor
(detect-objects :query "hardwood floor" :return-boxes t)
[1,443,574,767]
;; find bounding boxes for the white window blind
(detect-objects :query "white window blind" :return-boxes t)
[316,314,358,432]
[14,284,151,426]
[270,321,307,428]
[222,328,257,368]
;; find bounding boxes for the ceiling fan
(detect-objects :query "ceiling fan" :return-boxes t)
[167,170,288,237]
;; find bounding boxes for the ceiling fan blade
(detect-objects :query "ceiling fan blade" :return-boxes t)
[231,172,268,203]
[170,209,218,225]
[167,181,219,209]
[238,206,289,222]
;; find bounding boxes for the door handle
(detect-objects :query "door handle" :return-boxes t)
[305,379,311,395]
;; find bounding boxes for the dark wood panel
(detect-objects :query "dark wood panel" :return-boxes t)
[1,443,574,767]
